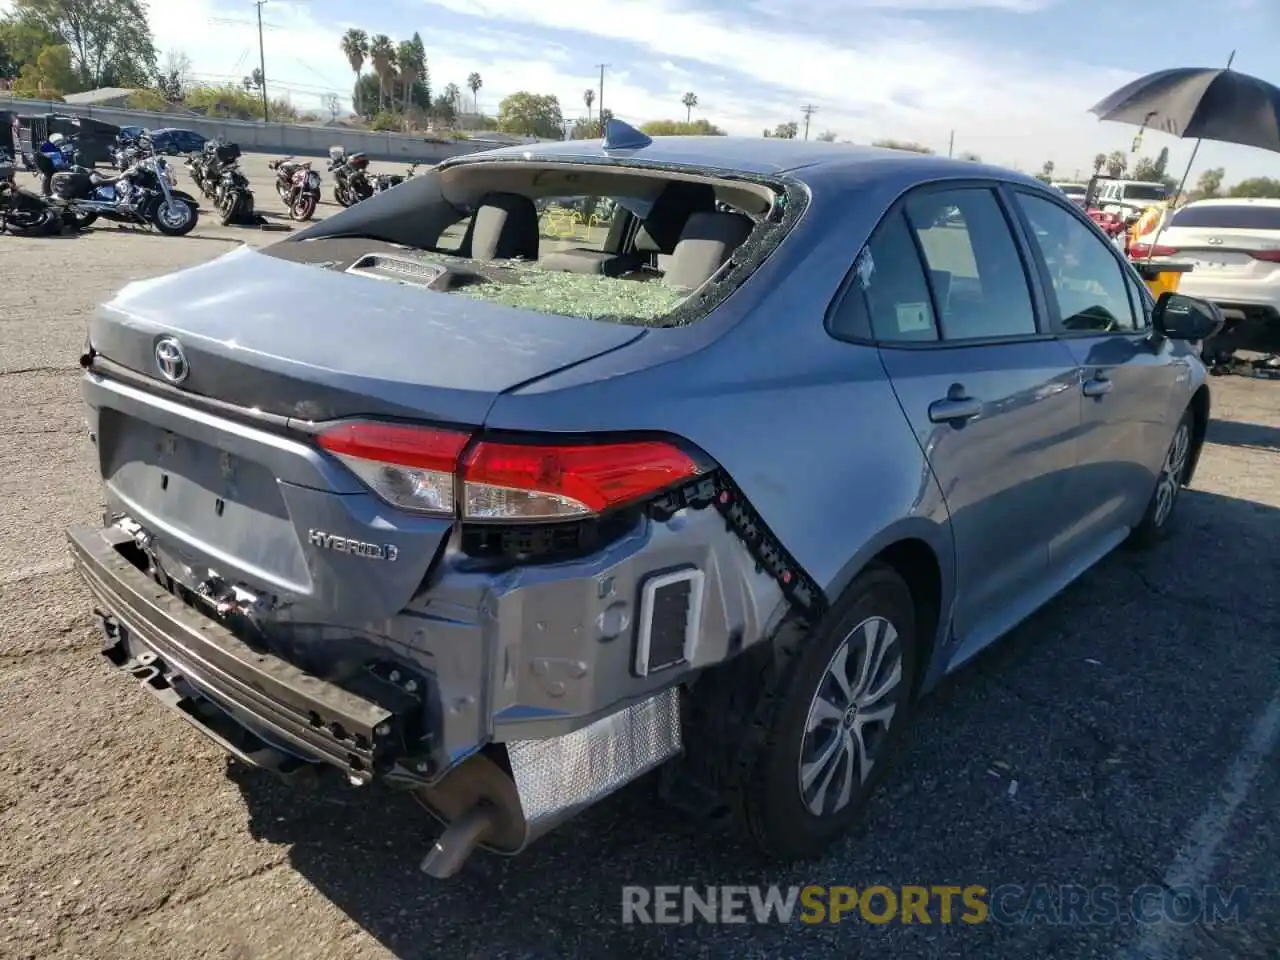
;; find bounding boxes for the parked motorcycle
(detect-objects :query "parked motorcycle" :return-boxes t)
[113,134,146,171]
[47,149,199,236]
[211,149,256,226]
[267,155,321,221]
[0,154,61,234]
[327,145,372,207]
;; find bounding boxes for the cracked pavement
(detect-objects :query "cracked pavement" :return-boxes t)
[1,153,1279,959]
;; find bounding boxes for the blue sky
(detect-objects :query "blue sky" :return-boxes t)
[143,0,1280,184]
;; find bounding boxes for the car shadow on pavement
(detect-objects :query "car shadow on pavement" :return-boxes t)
[1208,418,1280,452]
[229,486,1280,960]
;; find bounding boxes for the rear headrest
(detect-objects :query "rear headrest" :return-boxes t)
[663,212,754,290]
[464,192,540,261]
[634,181,718,254]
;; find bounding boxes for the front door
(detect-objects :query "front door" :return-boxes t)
[849,184,1083,654]
[1009,190,1183,560]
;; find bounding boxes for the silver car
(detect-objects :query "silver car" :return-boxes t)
[68,126,1221,878]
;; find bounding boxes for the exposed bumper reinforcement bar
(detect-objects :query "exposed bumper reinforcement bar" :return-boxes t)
[67,525,399,783]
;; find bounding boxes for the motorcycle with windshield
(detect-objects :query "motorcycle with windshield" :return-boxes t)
[327,145,372,207]
[47,142,199,236]
[267,155,321,220]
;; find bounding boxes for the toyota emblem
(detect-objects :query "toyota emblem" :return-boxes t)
[154,337,188,383]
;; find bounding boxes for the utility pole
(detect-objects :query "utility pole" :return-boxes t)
[596,64,608,132]
[800,104,817,141]
[947,129,954,158]
[255,0,269,123]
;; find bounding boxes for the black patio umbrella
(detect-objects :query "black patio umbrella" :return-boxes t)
[1090,65,1280,154]
[1090,56,1280,259]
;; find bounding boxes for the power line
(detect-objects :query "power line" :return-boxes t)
[800,103,817,141]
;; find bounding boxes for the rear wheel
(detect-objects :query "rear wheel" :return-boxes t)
[740,563,919,860]
[334,185,353,207]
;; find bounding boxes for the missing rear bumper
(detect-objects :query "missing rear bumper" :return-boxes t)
[70,525,404,783]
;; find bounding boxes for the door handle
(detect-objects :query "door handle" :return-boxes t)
[1082,376,1113,397]
[928,396,983,424]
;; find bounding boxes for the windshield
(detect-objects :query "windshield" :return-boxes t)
[1171,205,1280,230]
[1057,185,1086,196]
[1123,185,1167,202]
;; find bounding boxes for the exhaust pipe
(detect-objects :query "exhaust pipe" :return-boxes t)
[414,687,682,879]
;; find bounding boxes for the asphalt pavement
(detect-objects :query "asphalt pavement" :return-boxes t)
[1,153,1279,960]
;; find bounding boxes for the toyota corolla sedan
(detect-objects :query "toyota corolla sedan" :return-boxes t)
[69,123,1220,879]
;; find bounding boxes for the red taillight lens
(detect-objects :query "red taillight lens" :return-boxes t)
[462,439,701,521]
[1250,249,1280,262]
[1129,243,1179,259]
[317,422,702,522]
[317,422,471,516]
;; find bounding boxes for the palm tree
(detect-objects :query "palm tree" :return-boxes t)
[467,71,482,114]
[681,91,698,123]
[1106,150,1127,178]
[583,87,595,121]
[1093,152,1107,175]
[340,29,368,116]
[396,38,423,121]
[369,34,394,112]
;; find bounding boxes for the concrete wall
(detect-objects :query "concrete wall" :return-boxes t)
[0,95,511,163]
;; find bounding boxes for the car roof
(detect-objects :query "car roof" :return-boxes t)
[1181,197,1280,208]
[150,128,198,135]
[443,134,1047,190]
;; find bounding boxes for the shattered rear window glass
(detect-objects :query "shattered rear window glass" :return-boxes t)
[455,262,687,324]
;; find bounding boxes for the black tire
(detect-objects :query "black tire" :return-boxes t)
[218,191,238,227]
[334,185,353,207]
[291,193,317,221]
[1127,408,1194,550]
[738,562,920,861]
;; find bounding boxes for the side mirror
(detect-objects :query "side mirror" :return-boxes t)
[1153,292,1224,343]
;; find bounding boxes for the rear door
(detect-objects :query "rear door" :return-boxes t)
[1009,188,1183,561]
[838,183,1082,651]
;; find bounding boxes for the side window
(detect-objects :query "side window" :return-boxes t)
[904,188,1037,339]
[1015,193,1137,333]
[434,212,472,253]
[832,210,939,343]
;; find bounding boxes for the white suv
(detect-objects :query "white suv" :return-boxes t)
[1130,197,1280,361]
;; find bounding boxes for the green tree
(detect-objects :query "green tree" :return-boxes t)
[582,87,594,121]
[680,90,698,122]
[1105,150,1127,178]
[466,71,482,113]
[1228,176,1280,198]
[11,41,73,97]
[638,118,726,136]
[126,86,167,110]
[154,49,190,101]
[368,34,395,112]
[1153,146,1169,179]
[815,130,838,142]
[396,37,424,119]
[872,138,933,154]
[10,0,158,89]
[1193,167,1225,199]
[431,93,456,126]
[497,91,563,138]
[1036,160,1055,183]
[340,29,368,116]
[1092,152,1107,175]
[0,17,58,77]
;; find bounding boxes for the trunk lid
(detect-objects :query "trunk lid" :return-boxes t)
[1158,226,1280,277]
[87,244,646,627]
[90,244,646,424]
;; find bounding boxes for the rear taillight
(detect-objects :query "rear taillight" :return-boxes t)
[1128,242,1179,259]
[317,422,470,516]
[1250,249,1280,262]
[462,439,700,521]
[316,422,701,521]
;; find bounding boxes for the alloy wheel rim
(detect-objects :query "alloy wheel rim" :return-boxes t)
[798,615,903,817]
[1153,423,1190,527]
[159,200,189,229]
